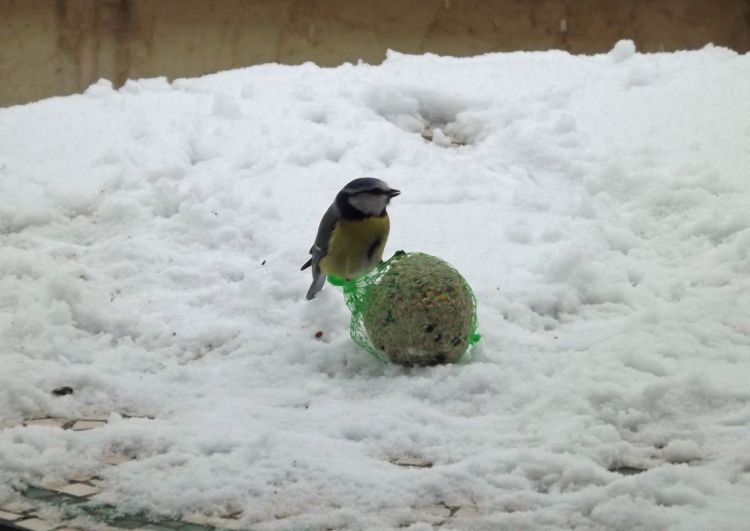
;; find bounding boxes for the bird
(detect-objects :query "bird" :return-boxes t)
[301,177,400,300]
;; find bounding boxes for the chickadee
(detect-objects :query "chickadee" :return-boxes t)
[301,177,400,299]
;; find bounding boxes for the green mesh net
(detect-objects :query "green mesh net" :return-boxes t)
[329,252,481,366]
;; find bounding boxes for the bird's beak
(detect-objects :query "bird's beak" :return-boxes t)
[387,189,401,198]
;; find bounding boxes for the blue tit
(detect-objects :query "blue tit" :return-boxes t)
[301,177,400,300]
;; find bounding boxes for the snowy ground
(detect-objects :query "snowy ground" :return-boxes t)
[1,41,749,530]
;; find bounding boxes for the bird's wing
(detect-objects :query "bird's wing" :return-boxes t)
[301,203,338,270]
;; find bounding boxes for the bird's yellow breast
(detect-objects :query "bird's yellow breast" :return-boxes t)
[320,215,390,280]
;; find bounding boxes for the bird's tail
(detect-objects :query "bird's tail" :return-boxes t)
[300,257,312,271]
[306,266,326,300]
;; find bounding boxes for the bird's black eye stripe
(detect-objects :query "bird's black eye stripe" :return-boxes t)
[345,187,390,197]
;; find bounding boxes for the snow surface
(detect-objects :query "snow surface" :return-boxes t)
[1,40,750,530]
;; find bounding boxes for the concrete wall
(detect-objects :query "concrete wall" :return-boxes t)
[1,0,749,107]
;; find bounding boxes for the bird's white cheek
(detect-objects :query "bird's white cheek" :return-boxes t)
[349,194,388,216]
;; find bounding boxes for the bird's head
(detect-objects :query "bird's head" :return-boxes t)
[337,177,400,218]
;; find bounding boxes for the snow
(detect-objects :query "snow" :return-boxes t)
[610,39,637,64]
[662,440,702,464]
[1,41,749,529]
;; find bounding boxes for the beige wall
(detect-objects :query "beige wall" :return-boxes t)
[1,0,749,107]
